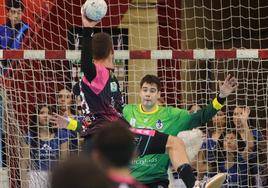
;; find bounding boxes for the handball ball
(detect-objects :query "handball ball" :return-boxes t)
[83,0,107,21]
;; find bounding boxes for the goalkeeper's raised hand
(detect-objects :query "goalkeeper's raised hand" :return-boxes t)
[219,74,238,98]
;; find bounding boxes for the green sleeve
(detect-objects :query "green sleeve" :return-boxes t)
[163,108,191,132]
[122,104,131,119]
[187,103,218,129]
[123,105,127,117]
[75,121,82,132]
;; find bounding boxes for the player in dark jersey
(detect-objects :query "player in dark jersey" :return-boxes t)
[51,9,238,188]
[51,156,111,188]
[92,121,147,188]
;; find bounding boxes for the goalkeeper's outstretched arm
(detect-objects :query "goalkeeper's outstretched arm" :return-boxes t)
[187,74,238,130]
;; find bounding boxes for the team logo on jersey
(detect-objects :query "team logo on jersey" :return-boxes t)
[110,82,118,92]
[40,143,54,158]
[156,119,163,129]
[41,143,52,153]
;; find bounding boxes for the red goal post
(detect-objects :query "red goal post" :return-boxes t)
[1,49,268,60]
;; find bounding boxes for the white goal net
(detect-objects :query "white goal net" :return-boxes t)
[0,0,268,188]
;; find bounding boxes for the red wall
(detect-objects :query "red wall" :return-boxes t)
[157,0,182,106]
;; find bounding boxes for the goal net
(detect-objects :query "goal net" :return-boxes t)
[0,0,268,188]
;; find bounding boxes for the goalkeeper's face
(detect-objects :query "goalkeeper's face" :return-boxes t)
[140,82,160,111]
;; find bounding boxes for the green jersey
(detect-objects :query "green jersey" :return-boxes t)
[123,103,218,183]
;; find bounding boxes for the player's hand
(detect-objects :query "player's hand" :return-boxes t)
[50,113,70,129]
[218,74,238,98]
[81,6,100,28]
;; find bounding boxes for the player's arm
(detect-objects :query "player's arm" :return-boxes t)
[187,74,238,129]
[81,27,96,82]
[81,8,100,82]
[187,96,225,129]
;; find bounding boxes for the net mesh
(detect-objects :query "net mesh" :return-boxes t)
[0,0,267,188]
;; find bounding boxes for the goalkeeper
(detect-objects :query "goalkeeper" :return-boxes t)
[123,74,237,188]
[51,9,237,188]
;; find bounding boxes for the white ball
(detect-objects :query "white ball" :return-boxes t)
[83,0,107,21]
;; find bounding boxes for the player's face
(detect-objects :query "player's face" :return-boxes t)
[212,110,226,128]
[140,82,160,110]
[224,133,237,152]
[233,107,243,128]
[7,8,23,27]
[58,89,72,111]
[38,106,50,126]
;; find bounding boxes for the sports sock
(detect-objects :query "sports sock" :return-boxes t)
[177,163,196,188]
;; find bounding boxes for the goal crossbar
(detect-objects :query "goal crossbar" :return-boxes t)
[1,49,268,60]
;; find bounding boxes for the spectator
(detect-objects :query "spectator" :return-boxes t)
[233,106,265,187]
[0,0,29,68]
[21,104,69,188]
[210,110,227,141]
[201,110,227,167]
[57,88,76,117]
[57,88,79,155]
[218,129,248,188]
[0,0,29,172]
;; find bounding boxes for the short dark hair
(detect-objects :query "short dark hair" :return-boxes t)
[92,32,113,60]
[29,104,57,149]
[140,74,161,91]
[6,0,24,10]
[92,121,135,168]
[51,156,111,188]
